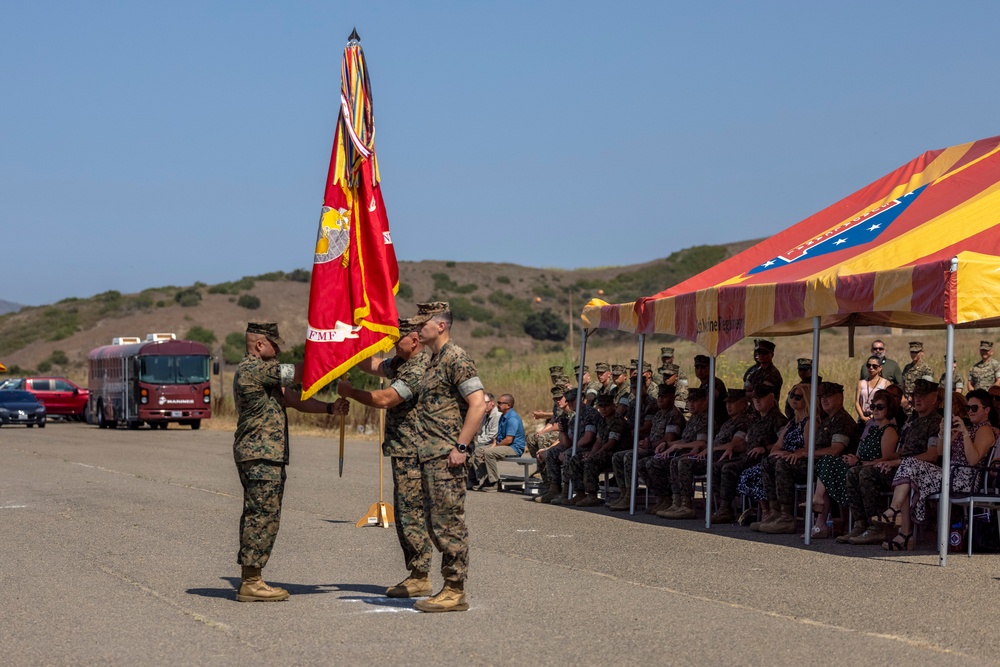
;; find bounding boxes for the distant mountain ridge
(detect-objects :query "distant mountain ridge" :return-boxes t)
[0,299,23,315]
[0,240,758,376]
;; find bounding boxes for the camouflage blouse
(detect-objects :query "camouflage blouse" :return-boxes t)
[716,411,752,445]
[414,341,484,462]
[898,412,943,458]
[597,413,630,451]
[649,407,686,443]
[233,355,296,464]
[744,406,788,449]
[816,407,858,452]
[681,411,710,443]
[969,358,1000,390]
[380,348,431,458]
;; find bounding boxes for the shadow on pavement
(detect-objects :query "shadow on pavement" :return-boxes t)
[187,579,389,599]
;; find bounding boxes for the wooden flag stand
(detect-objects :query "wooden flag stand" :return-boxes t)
[356,382,394,528]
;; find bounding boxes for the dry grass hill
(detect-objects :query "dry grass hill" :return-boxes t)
[0,240,755,378]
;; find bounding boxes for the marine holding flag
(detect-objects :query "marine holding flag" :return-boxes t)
[301,31,400,401]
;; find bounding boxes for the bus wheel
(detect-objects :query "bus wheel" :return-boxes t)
[190,420,201,430]
[97,401,107,429]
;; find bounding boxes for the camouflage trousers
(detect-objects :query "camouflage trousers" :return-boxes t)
[639,454,673,496]
[760,455,808,505]
[845,464,895,523]
[527,431,558,477]
[611,449,652,491]
[669,456,708,497]
[543,445,570,485]
[421,455,469,584]
[565,449,615,493]
[718,454,754,504]
[236,460,286,568]
[391,456,433,575]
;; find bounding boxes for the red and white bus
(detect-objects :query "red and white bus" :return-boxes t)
[88,333,212,430]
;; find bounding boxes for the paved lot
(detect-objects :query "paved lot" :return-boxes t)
[3,423,1000,666]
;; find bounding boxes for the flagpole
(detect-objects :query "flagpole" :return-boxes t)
[338,415,345,477]
[356,368,395,528]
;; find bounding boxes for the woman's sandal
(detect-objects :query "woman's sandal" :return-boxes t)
[882,531,913,551]
[871,507,902,526]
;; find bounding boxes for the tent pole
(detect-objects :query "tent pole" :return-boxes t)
[705,355,717,528]
[568,329,589,500]
[630,334,645,515]
[804,316,820,545]
[939,259,957,565]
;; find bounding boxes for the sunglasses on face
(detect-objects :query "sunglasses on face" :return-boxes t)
[788,393,803,400]
[969,404,985,413]
[872,346,884,351]
[867,364,881,369]
[871,403,887,411]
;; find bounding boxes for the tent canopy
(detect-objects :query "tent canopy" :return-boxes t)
[582,135,1000,355]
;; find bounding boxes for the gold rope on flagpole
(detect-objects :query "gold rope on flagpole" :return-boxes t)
[356,367,394,528]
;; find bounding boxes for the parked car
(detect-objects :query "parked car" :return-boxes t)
[0,390,47,427]
[1,377,88,420]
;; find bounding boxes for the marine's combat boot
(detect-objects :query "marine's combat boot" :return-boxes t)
[657,494,682,517]
[760,504,797,534]
[836,520,868,544]
[385,571,432,598]
[549,483,573,505]
[710,505,736,524]
[750,507,780,531]
[413,581,468,613]
[535,482,561,503]
[662,495,697,520]
[608,490,631,511]
[236,566,290,602]
[646,495,671,515]
[575,492,603,507]
[566,490,589,506]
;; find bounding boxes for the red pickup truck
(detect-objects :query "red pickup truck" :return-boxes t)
[1,377,89,420]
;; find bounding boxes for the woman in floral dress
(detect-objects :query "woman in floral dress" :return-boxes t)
[873,389,998,550]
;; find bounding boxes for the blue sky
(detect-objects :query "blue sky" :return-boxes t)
[3,1,999,305]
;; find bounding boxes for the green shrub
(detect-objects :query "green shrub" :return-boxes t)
[431,272,477,294]
[253,271,285,282]
[186,326,217,345]
[485,347,510,360]
[37,360,52,373]
[208,277,256,294]
[532,285,557,299]
[156,300,167,308]
[397,282,414,299]
[95,290,121,303]
[222,332,245,364]
[277,343,305,364]
[237,294,261,310]
[286,268,311,283]
[524,308,568,341]
[496,275,510,284]
[448,297,494,323]
[48,350,69,365]
[445,261,456,268]
[471,326,494,338]
[175,288,202,307]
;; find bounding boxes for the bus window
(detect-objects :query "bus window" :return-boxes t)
[139,356,210,385]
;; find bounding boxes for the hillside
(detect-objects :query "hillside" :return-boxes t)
[0,299,22,315]
[0,240,756,379]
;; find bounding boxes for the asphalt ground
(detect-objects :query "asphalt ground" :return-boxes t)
[3,423,1000,666]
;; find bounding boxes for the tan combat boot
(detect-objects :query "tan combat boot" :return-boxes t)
[385,571,432,598]
[750,507,780,531]
[608,491,631,511]
[535,482,561,503]
[549,483,573,505]
[413,581,468,613]
[646,495,671,515]
[710,505,736,524]
[836,520,868,544]
[236,566,290,602]
[760,504,797,534]
[575,492,603,507]
[657,494,682,517]
[848,524,889,545]
[662,495,697,520]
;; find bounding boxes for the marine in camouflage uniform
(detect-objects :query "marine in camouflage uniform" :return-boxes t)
[901,341,934,399]
[525,385,566,479]
[608,384,685,511]
[661,390,754,519]
[660,363,688,413]
[564,394,631,506]
[233,322,344,602]
[941,356,965,394]
[844,379,941,545]
[716,384,788,513]
[626,375,658,440]
[758,384,857,534]
[611,364,631,405]
[743,339,783,399]
[969,341,1000,390]
[640,388,711,508]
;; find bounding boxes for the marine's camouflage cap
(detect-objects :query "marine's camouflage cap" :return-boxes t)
[909,341,924,352]
[982,341,994,350]
[658,383,676,395]
[913,378,939,395]
[687,387,708,401]
[595,394,615,407]
[725,388,747,402]
[693,354,710,366]
[818,382,844,397]
[398,317,419,336]
[642,361,653,373]
[574,364,589,375]
[660,347,674,358]
[409,301,450,325]
[246,322,285,347]
[550,385,566,398]
[754,339,776,353]
[595,362,610,373]
[751,382,776,399]
[551,374,571,387]
[660,362,679,378]
[611,364,627,376]
[549,365,565,375]
[797,358,812,369]
[629,359,639,370]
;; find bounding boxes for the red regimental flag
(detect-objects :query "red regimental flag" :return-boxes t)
[301,60,399,400]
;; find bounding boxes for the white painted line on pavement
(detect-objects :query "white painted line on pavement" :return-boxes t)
[516,529,537,532]
[545,534,573,538]
[1,505,27,509]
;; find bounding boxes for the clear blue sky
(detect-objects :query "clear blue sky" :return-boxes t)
[4,1,999,306]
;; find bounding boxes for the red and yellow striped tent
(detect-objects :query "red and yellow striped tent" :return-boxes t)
[582,134,1000,354]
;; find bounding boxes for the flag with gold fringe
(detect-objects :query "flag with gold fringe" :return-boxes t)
[302,30,399,400]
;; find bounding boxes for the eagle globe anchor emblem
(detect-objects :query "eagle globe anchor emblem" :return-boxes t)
[314,206,351,264]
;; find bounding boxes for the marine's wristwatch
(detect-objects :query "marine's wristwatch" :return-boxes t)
[455,443,469,454]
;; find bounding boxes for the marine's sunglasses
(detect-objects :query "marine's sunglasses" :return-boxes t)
[788,392,803,400]
[871,403,887,411]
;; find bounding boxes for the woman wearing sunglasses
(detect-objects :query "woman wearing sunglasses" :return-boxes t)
[872,389,997,550]
[829,389,900,543]
[856,356,891,428]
